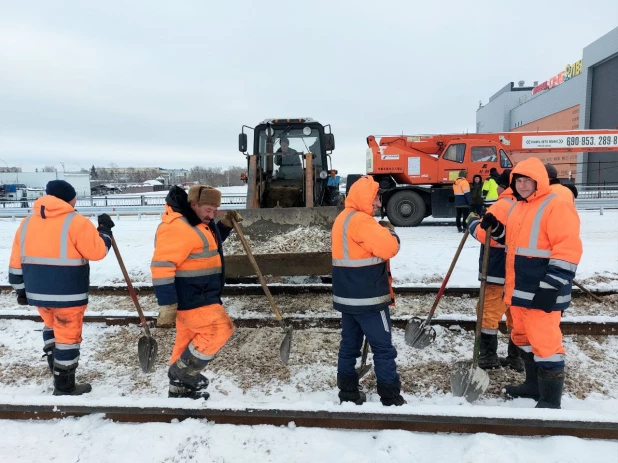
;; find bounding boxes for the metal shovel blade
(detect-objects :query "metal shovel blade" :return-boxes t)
[404,317,437,349]
[279,327,293,365]
[356,363,372,380]
[138,335,158,373]
[450,361,490,403]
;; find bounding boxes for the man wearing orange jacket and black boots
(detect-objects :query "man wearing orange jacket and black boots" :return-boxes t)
[9,180,113,395]
[151,185,241,400]
[465,169,522,371]
[479,157,582,408]
[332,176,405,406]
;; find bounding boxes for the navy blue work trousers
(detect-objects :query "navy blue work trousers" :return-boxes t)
[337,309,399,384]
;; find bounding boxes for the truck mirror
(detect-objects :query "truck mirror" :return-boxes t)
[324,134,335,152]
[238,133,248,153]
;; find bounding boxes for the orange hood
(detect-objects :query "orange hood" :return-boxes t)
[344,176,379,215]
[33,195,75,219]
[510,157,550,201]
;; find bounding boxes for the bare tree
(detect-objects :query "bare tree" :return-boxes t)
[42,165,57,172]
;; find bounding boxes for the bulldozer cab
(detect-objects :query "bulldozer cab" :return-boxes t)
[240,118,336,209]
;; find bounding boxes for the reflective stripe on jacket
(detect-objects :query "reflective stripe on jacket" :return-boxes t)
[151,204,231,310]
[453,177,471,207]
[8,195,110,308]
[331,176,400,314]
[468,191,515,285]
[503,158,582,311]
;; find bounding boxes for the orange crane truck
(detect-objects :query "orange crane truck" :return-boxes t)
[353,129,618,226]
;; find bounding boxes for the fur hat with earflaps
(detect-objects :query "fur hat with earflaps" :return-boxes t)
[188,185,221,207]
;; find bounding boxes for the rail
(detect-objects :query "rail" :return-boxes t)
[1,403,617,438]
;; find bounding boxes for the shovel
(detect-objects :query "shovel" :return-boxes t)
[450,228,492,402]
[356,338,372,379]
[231,218,293,365]
[405,230,469,348]
[111,235,158,373]
[573,279,604,304]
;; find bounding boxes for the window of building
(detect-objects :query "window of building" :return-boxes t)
[471,146,497,162]
[443,143,466,163]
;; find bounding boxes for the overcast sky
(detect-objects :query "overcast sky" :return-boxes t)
[1,0,617,175]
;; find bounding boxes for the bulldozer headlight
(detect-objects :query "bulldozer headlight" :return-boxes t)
[319,170,328,179]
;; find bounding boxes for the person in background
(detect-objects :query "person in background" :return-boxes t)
[545,163,576,205]
[332,176,405,406]
[482,167,500,208]
[480,157,582,409]
[470,174,485,217]
[324,169,342,206]
[9,180,114,396]
[453,170,471,233]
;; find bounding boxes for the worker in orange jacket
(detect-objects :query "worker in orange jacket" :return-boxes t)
[466,169,524,371]
[480,157,582,409]
[332,176,404,406]
[545,163,577,204]
[453,170,471,232]
[151,185,241,400]
[9,180,113,395]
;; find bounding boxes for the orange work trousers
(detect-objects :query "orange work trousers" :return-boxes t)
[509,305,565,359]
[477,284,508,332]
[37,305,87,344]
[170,303,235,364]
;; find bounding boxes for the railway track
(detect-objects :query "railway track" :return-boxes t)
[1,313,616,335]
[1,403,616,439]
[1,284,614,297]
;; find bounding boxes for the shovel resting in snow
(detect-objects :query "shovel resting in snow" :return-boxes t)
[231,217,293,365]
[405,230,469,348]
[111,236,158,373]
[450,228,492,402]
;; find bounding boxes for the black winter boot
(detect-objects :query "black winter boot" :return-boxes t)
[42,346,54,374]
[500,338,524,372]
[536,368,565,409]
[168,348,211,400]
[337,374,366,405]
[504,351,539,400]
[53,366,92,396]
[377,381,406,406]
[478,333,501,370]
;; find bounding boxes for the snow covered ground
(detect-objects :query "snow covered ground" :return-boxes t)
[0,210,617,462]
[1,209,616,290]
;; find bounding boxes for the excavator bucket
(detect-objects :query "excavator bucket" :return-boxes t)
[231,206,342,241]
[223,206,342,280]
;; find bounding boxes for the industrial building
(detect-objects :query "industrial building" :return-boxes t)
[476,27,618,185]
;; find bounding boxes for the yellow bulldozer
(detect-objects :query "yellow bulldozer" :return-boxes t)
[225,118,342,280]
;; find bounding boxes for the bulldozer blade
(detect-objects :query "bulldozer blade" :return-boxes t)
[404,317,436,349]
[225,252,332,278]
[450,361,490,403]
[233,206,342,241]
[279,327,293,365]
[137,334,158,373]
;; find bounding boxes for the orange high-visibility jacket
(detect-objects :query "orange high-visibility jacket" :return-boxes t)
[151,203,231,310]
[453,177,472,207]
[550,182,575,205]
[331,176,400,314]
[467,188,515,285]
[498,158,582,311]
[9,195,110,308]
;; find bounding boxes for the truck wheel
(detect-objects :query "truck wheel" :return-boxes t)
[386,190,426,227]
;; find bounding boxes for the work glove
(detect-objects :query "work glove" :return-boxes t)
[480,213,506,244]
[480,213,498,230]
[220,210,243,228]
[466,212,480,227]
[532,287,559,313]
[378,220,395,232]
[156,303,178,327]
[16,290,28,306]
[97,213,115,235]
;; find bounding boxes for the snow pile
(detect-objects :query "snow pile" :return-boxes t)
[224,227,331,255]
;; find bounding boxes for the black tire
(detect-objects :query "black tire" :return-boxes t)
[386,190,426,227]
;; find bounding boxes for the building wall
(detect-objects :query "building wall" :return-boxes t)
[0,172,91,197]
